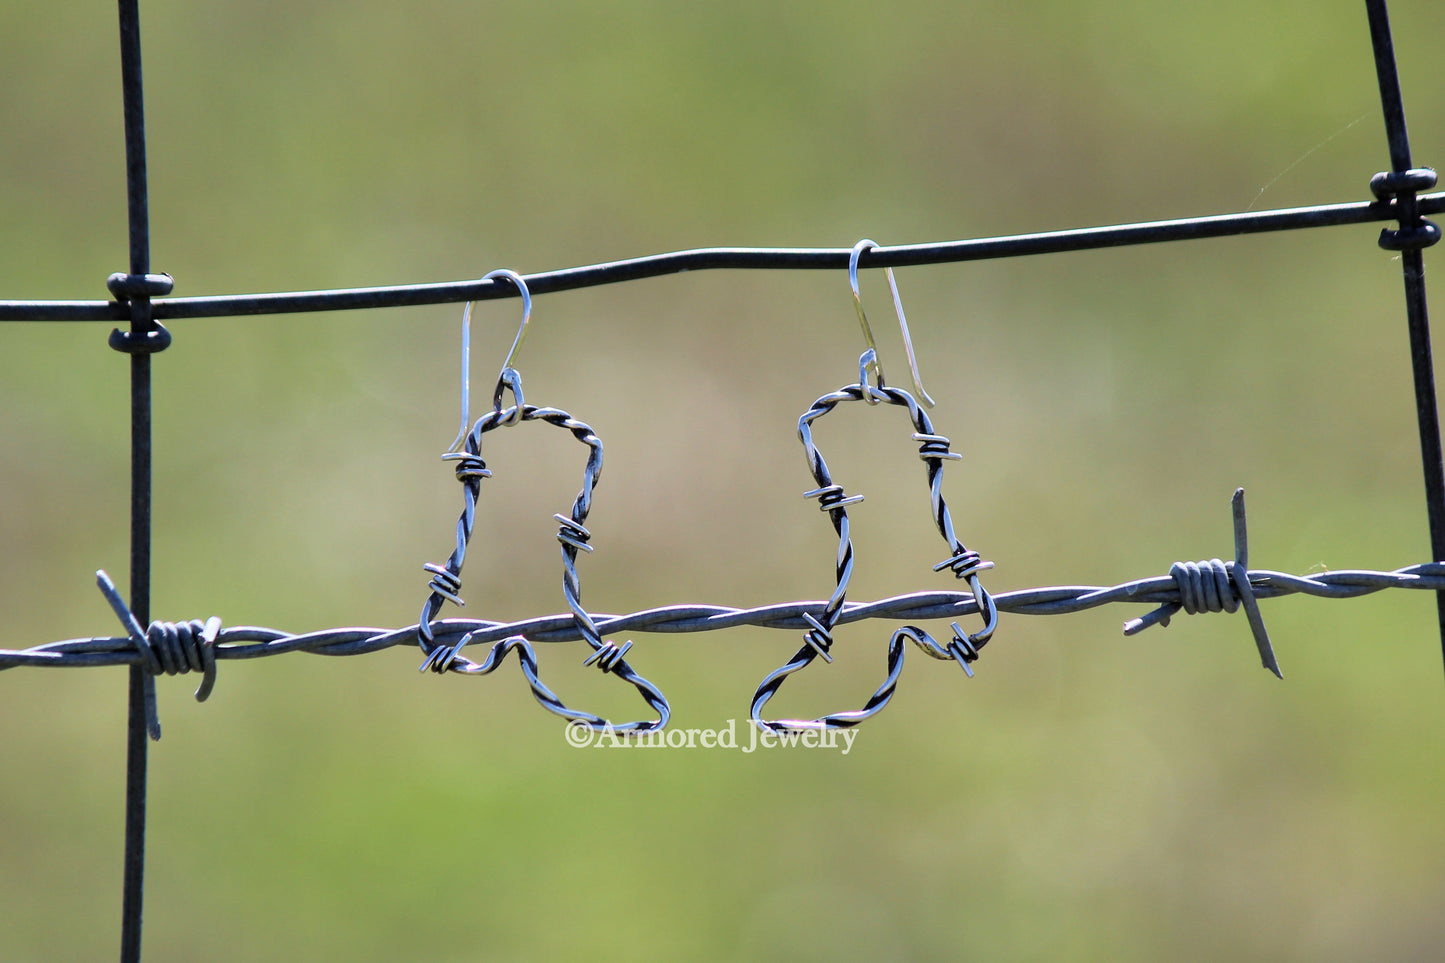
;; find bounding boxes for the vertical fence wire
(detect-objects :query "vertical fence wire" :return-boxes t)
[1365,0,1445,674]
[116,1,154,960]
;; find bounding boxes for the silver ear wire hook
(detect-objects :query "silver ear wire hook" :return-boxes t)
[487,269,532,427]
[448,268,534,453]
[849,239,936,408]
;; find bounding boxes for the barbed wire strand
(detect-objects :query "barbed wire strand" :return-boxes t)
[8,562,1442,672]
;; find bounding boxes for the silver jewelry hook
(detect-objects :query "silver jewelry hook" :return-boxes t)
[448,269,533,452]
[849,239,936,409]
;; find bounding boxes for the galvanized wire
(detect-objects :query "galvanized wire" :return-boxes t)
[8,560,1442,670]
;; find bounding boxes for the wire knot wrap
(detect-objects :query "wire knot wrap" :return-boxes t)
[447,452,491,483]
[107,321,172,354]
[799,612,834,663]
[1371,168,1441,251]
[141,619,223,701]
[1168,559,1239,617]
[492,366,525,427]
[105,272,175,354]
[1370,168,1438,199]
[555,514,593,554]
[913,432,962,462]
[582,639,632,673]
[803,484,864,512]
[422,563,465,607]
[947,622,982,677]
[1120,489,1283,679]
[933,549,994,580]
[1379,221,1442,252]
[94,570,220,741]
[106,272,175,299]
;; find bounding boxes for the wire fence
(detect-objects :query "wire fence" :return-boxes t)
[1,1,1440,960]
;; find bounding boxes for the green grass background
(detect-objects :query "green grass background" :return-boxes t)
[3,2,1445,959]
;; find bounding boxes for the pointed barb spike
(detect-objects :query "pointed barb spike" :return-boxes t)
[96,570,145,640]
[1123,603,1178,636]
[1228,559,1283,680]
[1231,487,1250,571]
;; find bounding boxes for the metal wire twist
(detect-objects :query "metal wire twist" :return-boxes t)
[94,570,221,741]
[751,381,998,732]
[416,387,670,733]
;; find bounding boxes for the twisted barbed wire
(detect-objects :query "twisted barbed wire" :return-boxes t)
[750,380,998,732]
[10,558,1440,667]
[7,563,1439,672]
[415,357,669,733]
[8,493,1441,733]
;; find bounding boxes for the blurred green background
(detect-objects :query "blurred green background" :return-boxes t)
[3,1,1445,960]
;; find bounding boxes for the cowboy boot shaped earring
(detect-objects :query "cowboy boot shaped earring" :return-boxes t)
[417,269,670,734]
[750,240,998,733]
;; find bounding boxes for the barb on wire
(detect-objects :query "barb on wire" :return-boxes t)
[93,570,221,741]
[1122,489,1281,677]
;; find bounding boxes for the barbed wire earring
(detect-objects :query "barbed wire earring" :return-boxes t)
[416,269,670,733]
[750,239,999,733]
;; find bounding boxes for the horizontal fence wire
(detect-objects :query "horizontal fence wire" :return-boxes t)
[8,564,1443,671]
[2,193,1444,321]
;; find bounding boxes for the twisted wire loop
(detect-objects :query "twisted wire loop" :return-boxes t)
[94,570,221,741]
[105,271,174,355]
[1161,560,1238,618]
[417,384,671,733]
[1121,488,1282,678]
[751,381,996,732]
[1371,167,1441,252]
